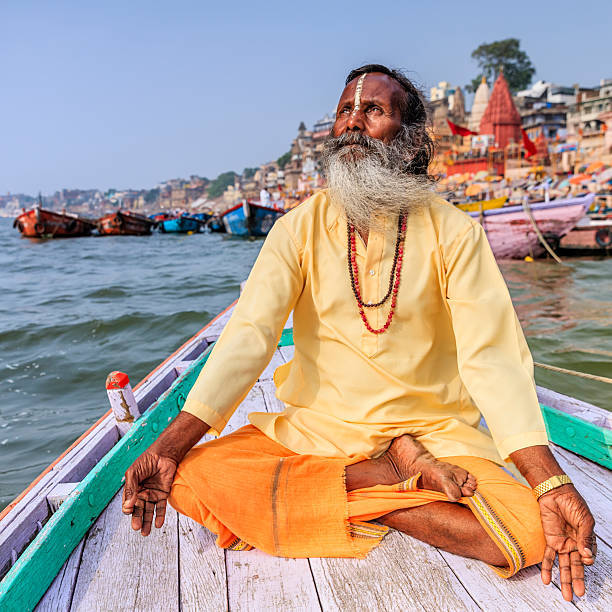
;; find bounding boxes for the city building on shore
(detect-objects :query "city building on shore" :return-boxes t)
[567,79,612,157]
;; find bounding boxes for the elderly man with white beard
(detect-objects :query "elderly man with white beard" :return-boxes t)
[122,65,596,601]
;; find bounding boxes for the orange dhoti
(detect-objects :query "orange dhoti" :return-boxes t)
[169,425,545,577]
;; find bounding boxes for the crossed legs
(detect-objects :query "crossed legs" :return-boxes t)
[345,434,506,566]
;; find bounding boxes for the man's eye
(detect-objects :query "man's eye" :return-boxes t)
[340,107,351,115]
[366,106,381,114]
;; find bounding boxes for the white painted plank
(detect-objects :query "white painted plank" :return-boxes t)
[35,540,84,612]
[259,349,285,382]
[439,550,571,611]
[552,536,612,611]
[537,386,611,430]
[278,345,294,362]
[70,493,179,611]
[226,549,321,612]
[310,529,478,611]
[46,483,79,513]
[259,380,285,414]
[178,515,227,612]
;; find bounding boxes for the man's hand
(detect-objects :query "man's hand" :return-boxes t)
[122,411,211,536]
[538,485,596,601]
[510,445,596,602]
[122,450,178,536]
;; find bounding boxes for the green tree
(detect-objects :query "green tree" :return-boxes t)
[207,171,237,199]
[242,167,258,179]
[276,151,291,169]
[467,38,535,94]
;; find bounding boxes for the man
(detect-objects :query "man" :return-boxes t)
[123,65,595,601]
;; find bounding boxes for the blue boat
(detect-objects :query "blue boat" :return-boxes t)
[158,214,201,233]
[208,216,226,233]
[192,212,213,224]
[221,201,285,237]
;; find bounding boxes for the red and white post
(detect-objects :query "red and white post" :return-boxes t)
[106,371,141,436]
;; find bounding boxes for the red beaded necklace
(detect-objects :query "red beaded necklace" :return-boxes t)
[347,214,407,334]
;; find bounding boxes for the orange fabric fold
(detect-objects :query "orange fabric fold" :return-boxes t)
[169,425,545,575]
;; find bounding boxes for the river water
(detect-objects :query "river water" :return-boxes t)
[0,216,610,509]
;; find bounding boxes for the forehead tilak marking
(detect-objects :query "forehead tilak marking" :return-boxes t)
[352,74,367,115]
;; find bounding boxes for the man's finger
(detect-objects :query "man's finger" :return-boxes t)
[558,552,573,602]
[131,500,144,531]
[570,550,585,598]
[541,546,555,585]
[155,499,168,529]
[576,516,595,559]
[141,501,155,537]
[443,482,461,502]
[122,470,139,514]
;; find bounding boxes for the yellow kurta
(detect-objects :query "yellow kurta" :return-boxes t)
[182,190,548,465]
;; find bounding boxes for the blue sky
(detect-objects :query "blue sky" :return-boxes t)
[2,0,611,194]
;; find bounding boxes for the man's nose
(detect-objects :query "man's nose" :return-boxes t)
[345,110,365,132]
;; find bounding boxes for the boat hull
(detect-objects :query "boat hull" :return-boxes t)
[221,202,284,236]
[468,195,593,259]
[13,208,96,238]
[559,219,612,254]
[97,211,154,236]
[158,217,200,233]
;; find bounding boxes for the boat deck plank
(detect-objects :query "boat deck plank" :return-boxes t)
[178,514,227,611]
[33,341,612,611]
[69,494,179,612]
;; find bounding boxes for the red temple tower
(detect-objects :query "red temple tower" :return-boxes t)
[479,72,522,148]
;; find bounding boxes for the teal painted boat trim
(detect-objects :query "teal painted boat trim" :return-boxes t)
[541,404,612,470]
[278,328,294,347]
[0,344,215,612]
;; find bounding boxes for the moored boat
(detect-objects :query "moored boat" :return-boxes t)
[221,200,285,237]
[559,217,612,255]
[468,194,594,259]
[0,298,610,611]
[158,214,201,233]
[208,215,226,233]
[97,210,155,236]
[13,204,96,239]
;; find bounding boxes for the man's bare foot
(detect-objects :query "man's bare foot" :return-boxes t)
[385,435,477,502]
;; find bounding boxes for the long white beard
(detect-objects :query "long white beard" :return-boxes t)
[321,127,433,235]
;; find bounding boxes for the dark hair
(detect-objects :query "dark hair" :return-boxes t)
[345,64,434,176]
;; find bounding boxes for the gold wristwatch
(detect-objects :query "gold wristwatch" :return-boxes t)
[533,474,573,500]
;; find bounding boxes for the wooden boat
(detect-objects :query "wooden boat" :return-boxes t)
[1,299,610,611]
[192,211,213,225]
[559,217,612,255]
[13,204,96,239]
[468,194,594,259]
[456,195,508,213]
[221,201,285,237]
[158,214,201,233]
[208,215,226,233]
[97,210,155,236]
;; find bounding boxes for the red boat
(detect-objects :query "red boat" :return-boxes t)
[13,205,97,238]
[97,210,155,236]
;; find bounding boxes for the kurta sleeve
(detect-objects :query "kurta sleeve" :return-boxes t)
[445,221,549,460]
[181,219,303,435]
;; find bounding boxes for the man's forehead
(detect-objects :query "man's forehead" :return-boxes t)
[339,73,403,103]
